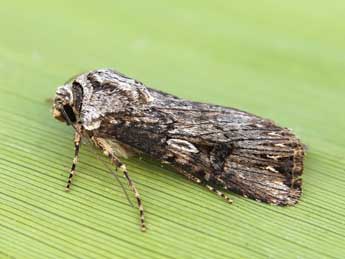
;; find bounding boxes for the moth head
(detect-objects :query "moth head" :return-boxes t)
[53,69,154,131]
[52,80,83,126]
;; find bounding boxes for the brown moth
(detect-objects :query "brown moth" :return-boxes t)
[52,68,304,231]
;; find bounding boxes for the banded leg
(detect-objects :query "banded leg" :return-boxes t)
[92,137,146,231]
[181,171,233,204]
[65,125,83,191]
[180,171,202,184]
[120,164,146,231]
[206,185,233,204]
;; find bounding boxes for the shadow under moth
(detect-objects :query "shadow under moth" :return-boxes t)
[52,68,304,231]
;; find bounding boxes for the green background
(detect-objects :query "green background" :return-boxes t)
[1,1,344,258]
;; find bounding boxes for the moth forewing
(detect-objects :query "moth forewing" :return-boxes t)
[53,68,304,230]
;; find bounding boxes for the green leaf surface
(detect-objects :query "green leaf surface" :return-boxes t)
[1,1,344,258]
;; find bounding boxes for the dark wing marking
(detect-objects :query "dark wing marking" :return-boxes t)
[89,70,304,205]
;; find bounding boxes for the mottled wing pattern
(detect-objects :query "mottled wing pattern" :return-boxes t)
[87,69,304,205]
[150,97,303,205]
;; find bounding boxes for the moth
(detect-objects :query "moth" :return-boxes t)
[52,68,304,231]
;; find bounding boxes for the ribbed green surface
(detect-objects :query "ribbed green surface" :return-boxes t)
[1,1,344,258]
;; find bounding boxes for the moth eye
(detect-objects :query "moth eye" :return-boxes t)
[63,105,77,123]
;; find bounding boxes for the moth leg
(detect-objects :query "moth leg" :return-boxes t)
[92,137,146,232]
[179,171,202,184]
[205,185,233,204]
[181,171,233,204]
[65,125,83,191]
[120,164,146,231]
